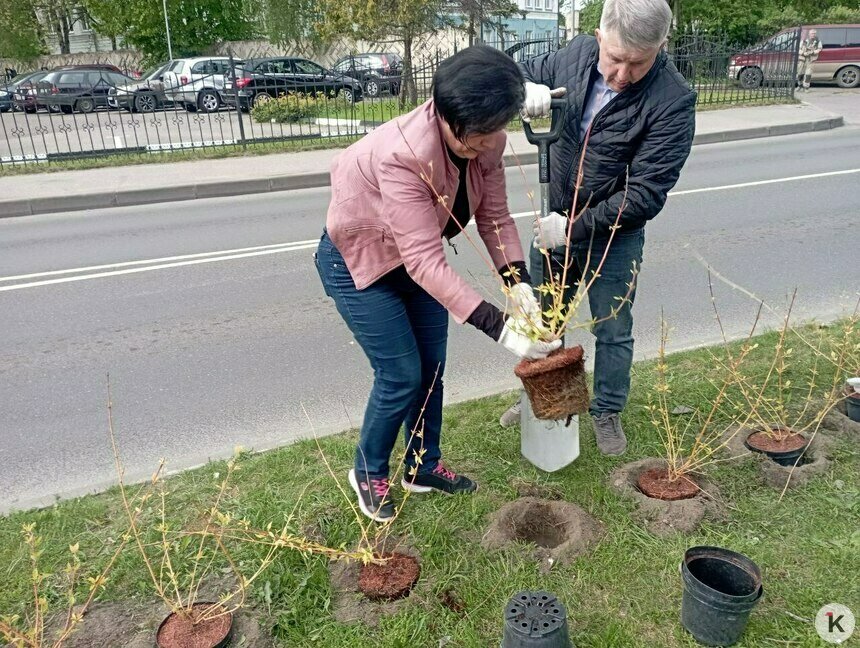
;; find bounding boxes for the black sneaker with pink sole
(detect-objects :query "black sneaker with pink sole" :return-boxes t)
[348,469,395,522]
[401,462,477,495]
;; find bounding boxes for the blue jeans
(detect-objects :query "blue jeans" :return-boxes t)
[529,228,644,415]
[315,232,447,480]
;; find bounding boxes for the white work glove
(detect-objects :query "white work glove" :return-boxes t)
[498,317,562,360]
[521,82,567,122]
[533,211,568,249]
[507,282,540,319]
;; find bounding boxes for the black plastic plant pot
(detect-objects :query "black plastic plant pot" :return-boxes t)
[847,395,860,422]
[680,546,764,646]
[743,435,809,467]
[502,590,571,648]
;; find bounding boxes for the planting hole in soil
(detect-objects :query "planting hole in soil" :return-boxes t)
[156,603,232,648]
[636,468,700,501]
[510,501,566,548]
[358,552,420,601]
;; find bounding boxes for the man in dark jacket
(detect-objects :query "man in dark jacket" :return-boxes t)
[501,0,696,456]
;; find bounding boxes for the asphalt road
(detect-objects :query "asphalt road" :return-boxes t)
[1,127,858,512]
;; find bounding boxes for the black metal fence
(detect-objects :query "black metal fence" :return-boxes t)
[669,30,801,106]
[0,32,799,167]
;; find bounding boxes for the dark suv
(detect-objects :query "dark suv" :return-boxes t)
[36,68,137,113]
[331,52,402,98]
[224,57,363,111]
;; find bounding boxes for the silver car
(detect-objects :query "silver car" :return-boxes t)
[162,57,243,113]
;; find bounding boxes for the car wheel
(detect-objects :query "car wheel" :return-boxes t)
[134,92,158,113]
[48,104,62,113]
[339,87,357,104]
[252,92,273,108]
[75,97,95,113]
[364,77,381,98]
[836,65,859,89]
[197,89,220,113]
[739,67,763,89]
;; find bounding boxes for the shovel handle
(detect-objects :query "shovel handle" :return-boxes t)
[522,98,567,184]
[522,98,568,146]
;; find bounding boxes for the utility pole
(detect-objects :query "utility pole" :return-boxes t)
[163,0,173,59]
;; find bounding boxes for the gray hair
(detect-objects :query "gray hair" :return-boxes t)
[600,0,673,50]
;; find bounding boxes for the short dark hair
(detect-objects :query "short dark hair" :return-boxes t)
[432,46,525,141]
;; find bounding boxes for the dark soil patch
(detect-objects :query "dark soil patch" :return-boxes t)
[156,604,231,648]
[746,429,807,453]
[328,538,423,627]
[609,458,723,536]
[358,552,420,601]
[438,589,466,615]
[637,468,701,501]
[481,497,604,572]
[515,346,589,419]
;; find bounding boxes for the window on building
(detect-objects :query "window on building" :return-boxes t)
[525,0,533,8]
[545,0,552,10]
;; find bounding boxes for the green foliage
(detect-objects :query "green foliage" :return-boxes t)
[0,0,44,61]
[250,92,328,123]
[578,0,603,35]
[756,5,805,37]
[821,4,860,22]
[578,0,860,46]
[84,0,260,64]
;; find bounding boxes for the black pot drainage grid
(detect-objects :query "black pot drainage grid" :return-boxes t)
[502,590,570,648]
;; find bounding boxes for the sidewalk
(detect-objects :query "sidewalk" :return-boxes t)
[0,101,844,218]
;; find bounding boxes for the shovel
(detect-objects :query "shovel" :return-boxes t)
[519,98,580,473]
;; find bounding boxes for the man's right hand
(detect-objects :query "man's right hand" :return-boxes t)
[498,317,562,360]
[521,82,567,122]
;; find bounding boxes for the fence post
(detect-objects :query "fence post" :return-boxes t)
[228,50,247,150]
[790,26,801,99]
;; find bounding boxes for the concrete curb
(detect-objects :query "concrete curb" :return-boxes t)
[0,116,844,218]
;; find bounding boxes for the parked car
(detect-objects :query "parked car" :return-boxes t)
[331,52,402,98]
[730,24,860,89]
[56,63,126,74]
[7,71,49,112]
[36,68,137,113]
[108,62,173,112]
[0,85,12,112]
[224,57,364,111]
[161,57,242,113]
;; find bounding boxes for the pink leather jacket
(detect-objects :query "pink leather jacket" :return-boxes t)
[326,100,525,324]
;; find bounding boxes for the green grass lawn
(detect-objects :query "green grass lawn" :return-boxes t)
[1,324,857,647]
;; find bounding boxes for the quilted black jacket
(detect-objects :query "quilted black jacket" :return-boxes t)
[521,35,696,240]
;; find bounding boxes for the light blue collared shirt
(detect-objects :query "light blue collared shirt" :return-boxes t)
[580,62,618,139]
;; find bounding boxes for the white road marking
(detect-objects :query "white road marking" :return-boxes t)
[2,167,857,292]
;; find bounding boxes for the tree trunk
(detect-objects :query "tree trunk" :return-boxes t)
[399,33,418,108]
[111,35,117,51]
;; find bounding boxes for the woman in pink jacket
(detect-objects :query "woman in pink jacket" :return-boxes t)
[315,46,559,522]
